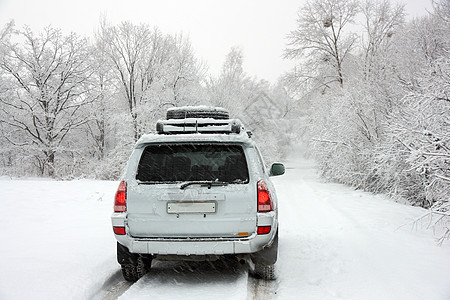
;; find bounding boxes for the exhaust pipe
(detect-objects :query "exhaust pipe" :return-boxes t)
[236,255,248,265]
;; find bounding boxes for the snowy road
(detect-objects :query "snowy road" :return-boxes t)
[1,155,450,299]
[273,158,450,299]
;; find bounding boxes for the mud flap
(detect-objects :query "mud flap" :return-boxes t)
[250,230,278,265]
[117,242,140,265]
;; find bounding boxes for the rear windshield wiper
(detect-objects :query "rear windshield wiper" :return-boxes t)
[180,181,229,190]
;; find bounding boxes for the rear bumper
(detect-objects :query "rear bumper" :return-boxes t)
[112,212,277,256]
[117,234,272,256]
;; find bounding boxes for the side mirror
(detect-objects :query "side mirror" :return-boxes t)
[270,163,285,176]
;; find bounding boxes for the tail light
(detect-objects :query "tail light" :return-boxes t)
[114,181,127,212]
[257,180,273,212]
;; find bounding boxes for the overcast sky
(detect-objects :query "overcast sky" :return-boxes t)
[0,0,434,82]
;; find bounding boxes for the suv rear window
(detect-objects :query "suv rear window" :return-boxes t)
[136,144,249,183]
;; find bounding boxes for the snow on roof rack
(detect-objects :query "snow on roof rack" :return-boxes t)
[156,118,243,135]
[166,106,229,120]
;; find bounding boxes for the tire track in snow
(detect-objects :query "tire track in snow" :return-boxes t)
[101,279,133,300]
[100,261,280,300]
[247,276,278,300]
[93,270,133,300]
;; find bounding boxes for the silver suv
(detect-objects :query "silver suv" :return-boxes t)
[111,107,284,281]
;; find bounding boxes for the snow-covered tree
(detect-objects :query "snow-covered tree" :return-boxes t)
[96,21,160,141]
[96,21,205,141]
[0,25,95,177]
[386,4,450,207]
[206,48,294,162]
[207,47,249,114]
[360,0,405,80]
[285,0,359,88]
[283,0,449,226]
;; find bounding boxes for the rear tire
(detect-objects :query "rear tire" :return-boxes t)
[121,257,148,282]
[117,243,151,282]
[250,229,278,280]
[254,263,276,280]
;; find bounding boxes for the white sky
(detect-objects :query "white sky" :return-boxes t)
[0,0,434,82]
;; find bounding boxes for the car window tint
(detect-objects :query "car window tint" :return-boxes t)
[136,144,249,183]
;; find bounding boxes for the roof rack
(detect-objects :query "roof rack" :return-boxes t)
[166,106,229,120]
[156,118,243,135]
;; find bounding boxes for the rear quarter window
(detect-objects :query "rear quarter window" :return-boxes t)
[136,144,249,183]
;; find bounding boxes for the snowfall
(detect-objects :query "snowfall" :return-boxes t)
[1,151,449,300]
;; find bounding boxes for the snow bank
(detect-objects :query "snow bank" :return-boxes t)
[0,179,119,300]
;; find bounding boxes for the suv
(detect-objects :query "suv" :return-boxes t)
[112,107,284,281]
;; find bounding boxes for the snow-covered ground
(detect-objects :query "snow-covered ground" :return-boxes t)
[1,154,449,299]
[0,179,119,300]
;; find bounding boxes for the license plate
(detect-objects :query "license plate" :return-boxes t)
[167,202,216,214]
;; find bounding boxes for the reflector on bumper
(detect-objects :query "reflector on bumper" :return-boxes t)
[113,226,126,235]
[257,226,271,235]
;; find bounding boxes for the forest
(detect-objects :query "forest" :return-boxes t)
[0,0,448,225]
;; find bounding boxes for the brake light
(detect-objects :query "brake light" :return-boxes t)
[257,180,273,212]
[114,181,127,212]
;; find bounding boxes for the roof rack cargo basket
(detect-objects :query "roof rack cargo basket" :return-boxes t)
[156,118,243,135]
